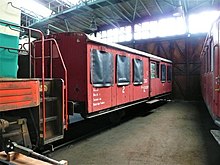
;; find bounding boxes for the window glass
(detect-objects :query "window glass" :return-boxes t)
[167,65,172,81]
[156,63,159,78]
[117,55,130,85]
[161,64,166,82]
[210,37,214,72]
[91,49,113,87]
[133,59,143,85]
[206,48,208,73]
[151,62,156,78]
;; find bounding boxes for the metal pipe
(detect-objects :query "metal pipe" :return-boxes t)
[28,29,32,78]
[35,38,68,129]
[12,142,67,165]
[50,41,53,78]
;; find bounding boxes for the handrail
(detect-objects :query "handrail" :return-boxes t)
[45,38,68,129]
[0,20,46,139]
[34,38,68,129]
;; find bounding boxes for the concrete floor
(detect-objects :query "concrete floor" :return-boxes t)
[51,101,220,165]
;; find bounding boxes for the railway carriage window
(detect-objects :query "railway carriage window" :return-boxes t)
[117,55,131,85]
[151,62,156,78]
[203,55,205,74]
[210,37,214,72]
[151,62,159,79]
[167,66,172,81]
[156,63,159,78]
[133,59,143,85]
[207,44,211,72]
[90,49,113,87]
[205,52,207,73]
[161,64,166,82]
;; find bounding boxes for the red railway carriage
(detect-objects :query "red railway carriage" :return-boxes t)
[46,32,172,118]
[200,16,220,144]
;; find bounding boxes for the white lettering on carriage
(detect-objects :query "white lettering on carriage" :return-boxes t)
[93,89,105,107]
[122,86,125,93]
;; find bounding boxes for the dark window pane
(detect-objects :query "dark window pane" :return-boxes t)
[91,49,113,87]
[167,65,172,81]
[117,55,130,85]
[151,62,159,78]
[133,59,143,85]
[156,63,159,78]
[161,64,166,82]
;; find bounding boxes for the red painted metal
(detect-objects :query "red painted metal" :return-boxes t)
[34,38,68,129]
[0,79,40,111]
[201,17,220,122]
[27,29,46,139]
[150,60,172,97]
[48,32,172,116]
[46,38,68,129]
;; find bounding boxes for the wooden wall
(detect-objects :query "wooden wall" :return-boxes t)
[123,34,206,100]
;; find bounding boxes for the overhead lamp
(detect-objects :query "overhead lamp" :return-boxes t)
[90,19,97,31]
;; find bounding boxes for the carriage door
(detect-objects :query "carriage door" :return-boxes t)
[116,54,131,104]
[90,48,114,113]
[214,21,220,118]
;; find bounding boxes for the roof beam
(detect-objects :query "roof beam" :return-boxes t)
[63,20,84,31]
[48,23,67,33]
[117,3,133,18]
[125,1,141,18]
[64,19,70,31]
[155,0,163,14]
[106,1,132,23]
[83,5,119,28]
[29,0,108,28]
[95,3,123,21]
[95,12,119,28]
[182,0,188,14]
[55,14,90,31]
[188,0,208,12]
[75,5,111,26]
[69,16,91,29]
[73,12,92,24]
[133,0,139,20]
[162,0,176,7]
[139,0,151,16]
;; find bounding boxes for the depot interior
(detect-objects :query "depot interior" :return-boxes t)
[1,0,220,164]
[14,0,219,101]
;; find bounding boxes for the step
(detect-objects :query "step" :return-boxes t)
[40,96,57,102]
[40,116,58,123]
[210,130,220,145]
[146,99,160,104]
[214,119,220,127]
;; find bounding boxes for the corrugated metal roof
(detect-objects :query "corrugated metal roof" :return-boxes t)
[20,0,219,34]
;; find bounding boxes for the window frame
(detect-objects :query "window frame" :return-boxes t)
[90,49,114,87]
[160,64,166,82]
[167,65,172,82]
[150,61,159,79]
[116,54,131,86]
[133,58,144,85]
